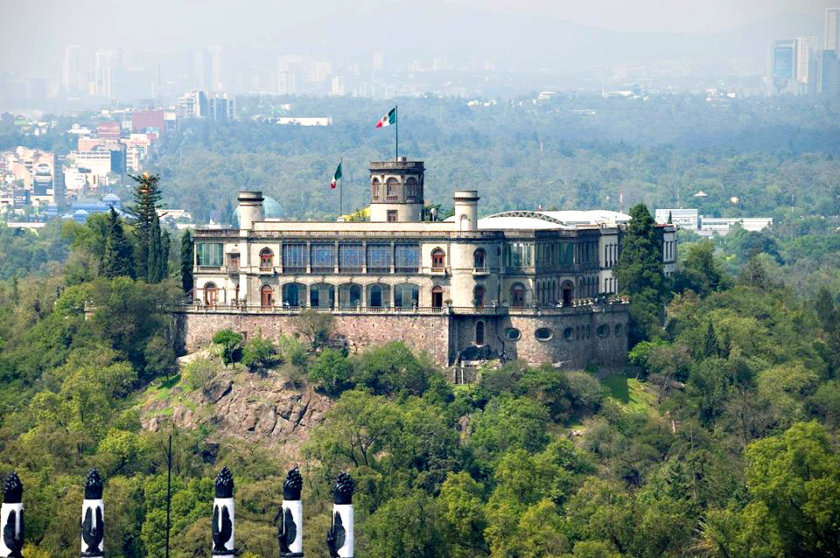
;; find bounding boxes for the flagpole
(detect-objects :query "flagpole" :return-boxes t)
[395,105,399,160]
[339,157,343,219]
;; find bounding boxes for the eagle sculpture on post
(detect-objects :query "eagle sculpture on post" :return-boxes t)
[211,467,235,556]
[80,469,104,557]
[326,472,354,558]
[278,466,303,557]
[1,472,24,558]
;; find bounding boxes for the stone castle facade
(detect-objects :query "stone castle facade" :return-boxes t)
[178,158,676,372]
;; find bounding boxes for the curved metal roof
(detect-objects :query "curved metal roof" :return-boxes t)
[477,209,631,230]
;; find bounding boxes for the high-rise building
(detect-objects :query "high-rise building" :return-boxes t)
[771,40,798,95]
[211,47,224,92]
[93,50,118,98]
[193,50,213,90]
[796,37,818,94]
[821,50,840,95]
[827,8,840,54]
[62,45,85,96]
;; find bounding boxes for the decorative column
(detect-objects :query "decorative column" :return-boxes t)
[326,473,355,558]
[0,472,24,558]
[278,467,303,557]
[81,469,104,557]
[212,467,235,556]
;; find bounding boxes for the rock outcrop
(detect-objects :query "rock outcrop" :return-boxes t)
[141,355,332,461]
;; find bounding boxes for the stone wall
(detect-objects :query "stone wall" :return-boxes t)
[176,303,628,371]
[450,305,628,369]
[178,310,450,365]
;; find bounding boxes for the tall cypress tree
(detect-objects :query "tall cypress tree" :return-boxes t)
[129,172,163,281]
[180,230,194,296]
[613,203,668,346]
[147,212,162,283]
[161,229,171,281]
[102,208,135,279]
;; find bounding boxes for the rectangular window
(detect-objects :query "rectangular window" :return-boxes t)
[394,243,420,273]
[311,243,337,272]
[196,243,223,267]
[339,243,364,272]
[366,244,392,273]
[283,243,308,272]
[387,210,398,222]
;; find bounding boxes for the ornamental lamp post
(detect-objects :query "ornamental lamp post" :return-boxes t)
[80,469,104,557]
[0,472,24,558]
[326,473,355,558]
[278,467,303,557]
[211,467,235,556]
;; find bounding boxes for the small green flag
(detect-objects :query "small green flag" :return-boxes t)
[330,161,342,189]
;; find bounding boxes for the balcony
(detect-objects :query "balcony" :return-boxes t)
[472,266,489,276]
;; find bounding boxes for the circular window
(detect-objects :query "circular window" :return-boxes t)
[503,327,521,341]
[535,327,553,341]
[563,327,574,341]
[615,324,624,337]
[597,324,609,337]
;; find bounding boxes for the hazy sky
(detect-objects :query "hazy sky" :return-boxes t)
[1,0,836,75]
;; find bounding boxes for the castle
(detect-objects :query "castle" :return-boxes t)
[179,158,676,375]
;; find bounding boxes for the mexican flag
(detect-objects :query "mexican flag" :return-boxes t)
[330,161,342,189]
[376,107,396,128]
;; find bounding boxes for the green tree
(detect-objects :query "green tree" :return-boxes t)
[308,348,353,395]
[743,421,840,556]
[180,229,194,296]
[101,208,135,279]
[364,490,448,558]
[129,172,163,281]
[612,203,668,345]
[241,336,277,371]
[212,328,243,365]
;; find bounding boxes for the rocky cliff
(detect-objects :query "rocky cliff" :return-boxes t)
[140,351,332,461]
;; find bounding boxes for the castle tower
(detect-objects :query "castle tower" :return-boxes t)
[453,190,479,232]
[237,191,264,230]
[369,158,424,222]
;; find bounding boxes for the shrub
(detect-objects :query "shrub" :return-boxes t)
[308,348,353,396]
[212,329,243,365]
[183,356,217,396]
[241,337,277,371]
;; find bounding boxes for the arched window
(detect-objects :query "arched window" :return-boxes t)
[371,178,381,200]
[510,283,526,308]
[310,283,335,308]
[431,248,446,270]
[405,177,418,199]
[204,282,217,307]
[339,283,362,308]
[473,248,486,269]
[282,283,305,307]
[431,286,444,309]
[394,283,419,308]
[261,285,273,308]
[386,177,399,197]
[475,321,485,345]
[561,281,574,306]
[473,285,486,308]
[367,284,390,308]
[259,248,274,270]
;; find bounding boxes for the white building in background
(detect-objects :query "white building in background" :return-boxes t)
[654,208,699,229]
[179,91,235,120]
[276,117,332,126]
[797,36,818,94]
[655,208,772,236]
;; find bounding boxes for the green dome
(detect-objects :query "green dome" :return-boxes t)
[232,195,283,226]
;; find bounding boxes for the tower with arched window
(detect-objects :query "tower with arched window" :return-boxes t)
[369,158,425,223]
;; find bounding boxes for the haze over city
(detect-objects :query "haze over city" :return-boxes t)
[1,0,838,107]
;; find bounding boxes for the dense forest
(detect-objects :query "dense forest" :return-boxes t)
[0,95,839,556]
